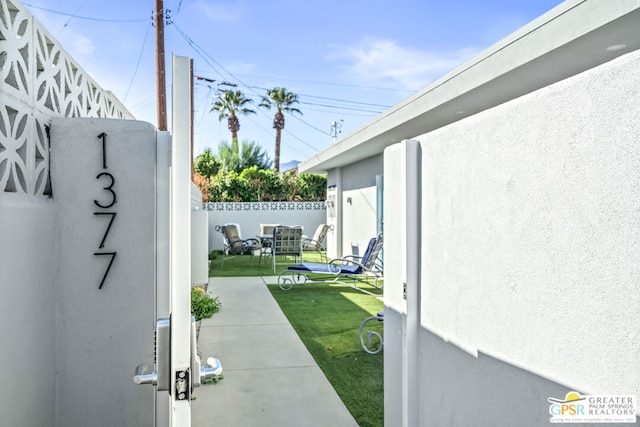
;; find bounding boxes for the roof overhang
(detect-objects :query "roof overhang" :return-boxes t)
[299,0,640,174]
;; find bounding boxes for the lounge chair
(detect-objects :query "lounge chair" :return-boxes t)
[302,224,333,261]
[215,224,262,267]
[359,311,384,354]
[277,233,383,296]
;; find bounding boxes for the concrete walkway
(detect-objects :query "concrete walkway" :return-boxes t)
[192,276,359,427]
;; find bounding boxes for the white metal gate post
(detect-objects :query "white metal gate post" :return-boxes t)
[383,139,421,427]
[170,54,193,426]
[156,130,172,427]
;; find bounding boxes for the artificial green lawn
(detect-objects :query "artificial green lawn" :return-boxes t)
[208,250,319,277]
[267,283,384,427]
[209,250,384,427]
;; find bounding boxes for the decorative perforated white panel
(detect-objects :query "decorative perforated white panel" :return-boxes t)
[203,201,327,211]
[0,0,135,195]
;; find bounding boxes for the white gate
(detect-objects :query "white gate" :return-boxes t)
[383,140,421,427]
[135,55,222,427]
[51,55,220,427]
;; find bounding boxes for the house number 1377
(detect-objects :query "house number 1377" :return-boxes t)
[93,132,117,289]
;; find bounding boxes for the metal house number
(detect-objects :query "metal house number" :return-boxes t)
[93,132,117,289]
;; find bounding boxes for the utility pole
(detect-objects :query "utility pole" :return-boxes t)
[330,119,343,142]
[190,58,194,180]
[155,0,167,131]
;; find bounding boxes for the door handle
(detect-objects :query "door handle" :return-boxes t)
[133,318,170,390]
[201,357,223,380]
[133,364,157,385]
[191,317,223,390]
[133,317,223,391]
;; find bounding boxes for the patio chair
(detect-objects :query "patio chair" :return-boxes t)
[258,223,281,265]
[271,225,304,272]
[277,233,383,296]
[302,224,333,261]
[215,224,262,267]
[259,223,281,244]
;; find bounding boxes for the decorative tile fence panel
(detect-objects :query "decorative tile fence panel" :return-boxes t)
[204,201,327,212]
[0,0,134,196]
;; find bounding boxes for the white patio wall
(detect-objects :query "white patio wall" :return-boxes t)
[51,118,157,427]
[384,49,640,426]
[0,1,136,425]
[0,195,55,426]
[205,201,326,252]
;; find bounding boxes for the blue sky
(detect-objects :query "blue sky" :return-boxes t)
[24,0,564,165]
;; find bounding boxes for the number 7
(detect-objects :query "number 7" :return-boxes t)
[94,212,117,248]
[94,252,117,290]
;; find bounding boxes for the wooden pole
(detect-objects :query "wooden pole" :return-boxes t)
[190,58,194,181]
[155,0,167,131]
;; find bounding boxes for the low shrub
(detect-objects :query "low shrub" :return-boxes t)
[191,287,222,321]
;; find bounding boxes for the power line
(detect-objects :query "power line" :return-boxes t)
[229,72,416,94]
[55,0,88,36]
[200,80,375,131]
[291,115,331,137]
[298,101,384,114]
[194,85,214,127]
[173,0,185,19]
[170,23,232,84]
[301,106,378,118]
[124,21,152,102]
[247,85,392,109]
[22,3,148,22]
[170,22,325,151]
[245,86,391,114]
[300,94,391,109]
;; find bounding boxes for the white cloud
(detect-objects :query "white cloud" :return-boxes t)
[195,1,242,23]
[328,38,478,91]
[71,36,95,55]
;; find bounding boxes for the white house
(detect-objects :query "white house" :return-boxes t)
[299,0,640,425]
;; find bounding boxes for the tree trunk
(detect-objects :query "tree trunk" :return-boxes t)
[228,114,240,142]
[274,128,282,172]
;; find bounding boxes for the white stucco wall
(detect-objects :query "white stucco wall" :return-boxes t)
[205,202,326,252]
[411,49,640,424]
[51,118,156,427]
[327,155,383,257]
[342,186,377,255]
[0,194,55,426]
[192,208,209,285]
[1,3,161,425]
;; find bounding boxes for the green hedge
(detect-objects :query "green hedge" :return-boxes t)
[205,166,326,202]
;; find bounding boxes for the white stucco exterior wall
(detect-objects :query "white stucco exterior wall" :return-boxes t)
[51,118,156,427]
[342,186,377,255]
[192,208,209,285]
[327,155,383,257]
[0,195,55,426]
[417,46,640,411]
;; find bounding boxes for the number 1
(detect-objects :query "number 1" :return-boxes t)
[97,132,108,169]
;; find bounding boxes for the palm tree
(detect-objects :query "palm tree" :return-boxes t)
[259,87,302,171]
[211,90,256,142]
[216,139,272,173]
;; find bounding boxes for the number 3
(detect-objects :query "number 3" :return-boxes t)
[94,172,117,209]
